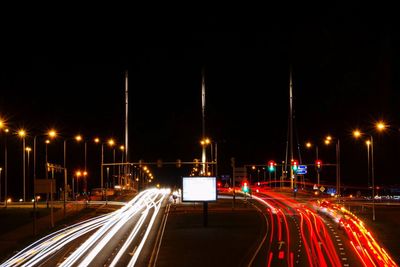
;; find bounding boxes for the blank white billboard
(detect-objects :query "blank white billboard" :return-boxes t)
[182,176,217,202]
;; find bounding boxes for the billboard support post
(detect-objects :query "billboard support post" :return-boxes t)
[182,176,216,228]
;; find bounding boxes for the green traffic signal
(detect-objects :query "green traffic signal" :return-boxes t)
[268,165,275,172]
[242,182,249,193]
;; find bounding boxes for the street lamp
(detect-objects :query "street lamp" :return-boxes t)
[32,129,57,235]
[44,132,56,206]
[305,141,319,186]
[82,171,87,196]
[18,129,26,202]
[200,138,211,175]
[324,135,340,199]
[26,147,31,200]
[366,140,371,188]
[354,129,375,221]
[75,134,87,194]
[0,120,9,206]
[45,139,50,180]
[95,137,115,200]
[0,167,2,204]
[106,167,110,203]
[74,171,82,200]
[119,145,124,186]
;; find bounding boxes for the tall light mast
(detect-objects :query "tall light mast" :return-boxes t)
[125,70,129,162]
[201,70,206,175]
[289,69,294,189]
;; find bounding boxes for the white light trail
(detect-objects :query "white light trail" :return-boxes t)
[1,188,168,267]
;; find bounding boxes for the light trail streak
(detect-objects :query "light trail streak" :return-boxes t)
[252,189,342,267]
[1,188,168,267]
[109,192,165,267]
[316,201,397,266]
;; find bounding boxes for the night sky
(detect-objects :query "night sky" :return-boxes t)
[0,6,398,197]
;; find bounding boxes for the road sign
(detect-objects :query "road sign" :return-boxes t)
[320,186,325,192]
[296,165,307,175]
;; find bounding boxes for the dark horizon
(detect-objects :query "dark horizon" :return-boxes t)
[1,7,399,199]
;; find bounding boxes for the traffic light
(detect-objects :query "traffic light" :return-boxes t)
[242,181,249,193]
[157,159,163,168]
[268,160,276,172]
[315,160,322,172]
[291,159,299,172]
[176,159,182,168]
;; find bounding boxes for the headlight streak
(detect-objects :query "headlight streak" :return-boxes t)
[108,209,150,267]
[127,192,165,267]
[61,190,157,266]
[110,193,163,266]
[1,189,167,267]
[1,213,113,267]
[23,217,110,267]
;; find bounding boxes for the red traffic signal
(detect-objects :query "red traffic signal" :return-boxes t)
[315,160,322,172]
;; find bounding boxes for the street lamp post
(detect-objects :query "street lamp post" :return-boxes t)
[26,147,31,201]
[44,139,50,206]
[101,142,104,199]
[112,147,116,187]
[63,139,67,213]
[33,136,38,234]
[74,171,82,200]
[0,122,9,206]
[4,128,8,207]
[336,140,341,198]
[119,145,124,186]
[95,138,115,200]
[200,138,211,176]
[324,136,340,199]
[0,167,2,204]
[18,130,26,202]
[354,130,375,221]
[106,167,110,204]
[366,140,371,188]
[306,142,320,186]
[75,135,87,194]
[370,136,375,221]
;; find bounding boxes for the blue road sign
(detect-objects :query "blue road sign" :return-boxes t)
[296,165,307,174]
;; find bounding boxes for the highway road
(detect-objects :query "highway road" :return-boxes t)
[0,188,169,267]
[246,188,356,267]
